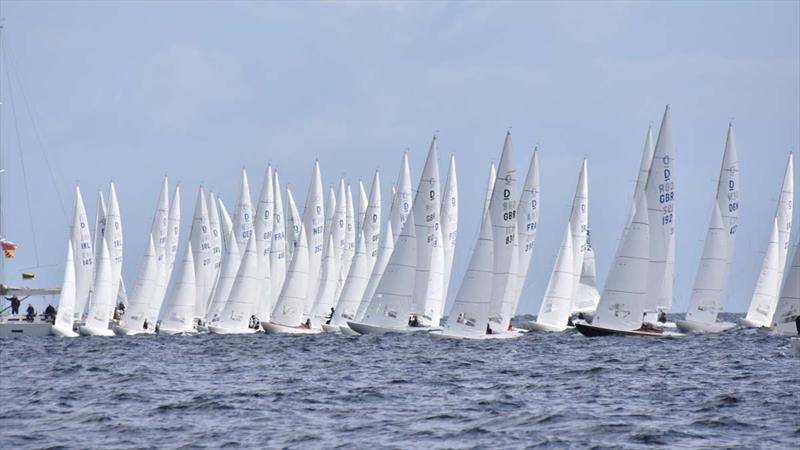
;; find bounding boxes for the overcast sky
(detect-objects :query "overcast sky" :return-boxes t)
[1,1,798,314]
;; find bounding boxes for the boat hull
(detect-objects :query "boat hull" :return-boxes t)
[575,322,680,337]
[429,329,520,340]
[207,324,259,335]
[0,318,53,337]
[112,324,151,336]
[737,317,769,329]
[261,322,322,334]
[51,325,78,337]
[339,325,360,336]
[526,321,568,333]
[320,324,340,333]
[157,327,197,336]
[347,321,414,335]
[675,319,736,334]
[78,325,115,337]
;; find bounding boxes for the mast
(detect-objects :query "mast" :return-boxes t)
[0,23,6,284]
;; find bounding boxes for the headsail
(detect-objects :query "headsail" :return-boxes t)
[535,223,575,330]
[53,241,77,335]
[271,225,310,328]
[159,245,197,333]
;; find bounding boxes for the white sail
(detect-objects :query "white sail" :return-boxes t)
[629,126,655,222]
[535,223,575,330]
[772,242,800,335]
[70,186,94,318]
[214,236,259,332]
[513,149,540,313]
[592,189,650,331]
[119,236,158,332]
[217,198,234,252]
[685,125,740,325]
[159,245,197,334]
[332,179,348,299]
[83,239,114,333]
[341,184,357,282]
[392,153,414,245]
[309,234,338,328]
[270,171,287,306]
[441,154,459,304]
[302,161,326,317]
[422,223,445,325]
[488,132,519,331]
[483,163,497,216]
[645,105,676,312]
[330,231,369,327]
[776,154,794,283]
[573,224,600,313]
[360,211,417,330]
[254,165,274,321]
[190,187,215,319]
[358,180,368,237]
[53,241,77,336]
[206,232,242,322]
[285,187,301,268]
[106,182,124,306]
[443,203,494,337]
[569,160,590,305]
[166,186,181,280]
[271,225,310,327]
[207,191,223,283]
[148,177,170,323]
[232,169,254,253]
[744,220,782,327]
[357,221,394,321]
[324,186,336,249]
[364,171,382,271]
[411,137,441,324]
[93,191,107,276]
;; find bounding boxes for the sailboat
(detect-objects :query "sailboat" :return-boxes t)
[78,239,115,336]
[487,132,521,334]
[301,161,326,322]
[347,211,418,335]
[208,236,260,334]
[324,230,369,334]
[771,241,799,335]
[677,124,741,333]
[576,189,656,336]
[740,154,794,328]
[529,224,574,332]
[441,155,459,304]
[308,234,339,328]
[147,177,171,326]
[356,221,394,322]
[529,159,589,332]
[643,106,676,325]
[411,138,444,327]
[52,241,78,337]
[158,246,197,335]
[254,166,274,322]
[189,187,215,321]
[70,186,94,320]
[262,226,319,334]
[113,235,158,335]
[270,172,288,305]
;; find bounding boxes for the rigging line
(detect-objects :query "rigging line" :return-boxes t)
[2,45,40,267]
[4,41,68,221]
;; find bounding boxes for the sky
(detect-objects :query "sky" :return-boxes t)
[1,1,798,314]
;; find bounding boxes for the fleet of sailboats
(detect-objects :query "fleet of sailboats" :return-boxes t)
[4,105,798,341]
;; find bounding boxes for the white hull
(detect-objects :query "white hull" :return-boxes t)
[78,325,115,337]
[158,327,197,336]
[526,321,568,333]
[0,318,53,337]
[207,324,258,335]
[429,329,521,340]
[347,322,412,335]
[112,324,153,336]
[675,319,737,334]
[737,317,769,329]
[261,322,322,334]
[321,324,340,333]
[51,325,78,337]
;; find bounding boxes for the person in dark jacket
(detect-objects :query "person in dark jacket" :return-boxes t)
[25,304,35,321]
[6,296,21,315]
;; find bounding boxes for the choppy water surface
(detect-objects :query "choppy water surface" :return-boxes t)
[1,318,798,449]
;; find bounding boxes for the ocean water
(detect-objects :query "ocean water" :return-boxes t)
[1,317,798,449]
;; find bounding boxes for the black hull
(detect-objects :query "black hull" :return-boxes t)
[575,322,663,337]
